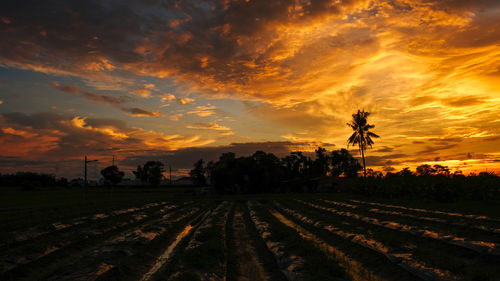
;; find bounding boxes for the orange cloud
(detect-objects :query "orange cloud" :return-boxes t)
[132,88,151,98]
[130,83,159,98]
[158,93,176,102]
[177,97,194,105]
[169,114,183,121]
[83,57,116,71]
[0,112,214,158]
[0,127,62,157]
[187,105,216,117]
[186,123,231,131]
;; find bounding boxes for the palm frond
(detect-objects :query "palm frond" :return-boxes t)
[346,109,379,152]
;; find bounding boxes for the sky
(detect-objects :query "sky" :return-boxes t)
[1,0,499,179]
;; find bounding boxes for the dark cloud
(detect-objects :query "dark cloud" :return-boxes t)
[51,82,130,105]
[50,82,80,94]
[51,82,160,117]
[82,92,129,105]
[409,95,485,108]
[429,137,462,143]
[483,135,500,142]
[441,96,484,107]
[374,146,394,153]
[444,8,500,48]
[84,118,127,129]
[2,112,63,129]
[418,143,459,154]
[382,166,396,172]
[364,154,408,166]
[428,137,462,146]
[120,107,159,117]
[0,156,82,178]
[408,96,438,107]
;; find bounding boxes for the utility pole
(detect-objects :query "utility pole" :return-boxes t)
[169,165,172,185]
[110,155,116,202]
[84,156,87,187]
[84,156,98,188]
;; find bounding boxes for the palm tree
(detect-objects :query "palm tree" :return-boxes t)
[347,109,379,177]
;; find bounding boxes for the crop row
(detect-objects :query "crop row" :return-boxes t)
[0,201,195,280]
[150,201,231,281]
[2,201,174,249]
[279,199,500,281]
[322,199,500,241]
[309,200,500,255]
[273,201,453,281]
[2,197,499,281]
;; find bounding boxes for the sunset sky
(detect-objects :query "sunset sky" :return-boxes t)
[1,0,499,179]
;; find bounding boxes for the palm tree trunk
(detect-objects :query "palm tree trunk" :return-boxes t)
[361,144,366,177]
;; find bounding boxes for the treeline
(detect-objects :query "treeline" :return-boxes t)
[190,148,500,202]
[347,169,500,202]
[0,172,69,190]
[0,161,166,189]
[189,148,362,193]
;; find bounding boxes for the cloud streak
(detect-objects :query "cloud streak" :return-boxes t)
[120,107,160,117]
[186,123,231,131]
[51,82,160,117]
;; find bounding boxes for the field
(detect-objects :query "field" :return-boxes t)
[1,187,500,281]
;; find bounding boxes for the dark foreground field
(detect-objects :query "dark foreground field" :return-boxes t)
[1,187,500,281]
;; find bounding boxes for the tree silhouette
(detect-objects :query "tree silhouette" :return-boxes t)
[311,147,330,177]
[133,161,165,186]
[347,109,379,177]
[189,159,207,186]
[100,165,124,186]
[330,148,362,178]
[396,167,414,177]
[416,164,435,176]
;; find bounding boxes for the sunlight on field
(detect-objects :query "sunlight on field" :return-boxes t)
[140,224,194,281]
